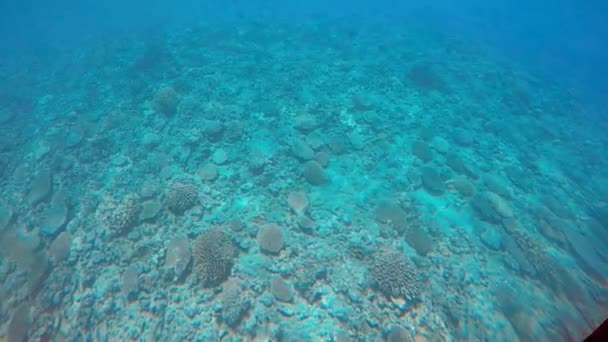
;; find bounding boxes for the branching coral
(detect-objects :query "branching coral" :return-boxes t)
[165,181,199,215]
[104,198,140,237]
[221,279,250,327]
[193,230,237,287]
[370,248,421,301]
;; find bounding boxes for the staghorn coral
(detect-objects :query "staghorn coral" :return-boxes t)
[193,230,238,287]
[165,181,199,215]
[370,248,421,301]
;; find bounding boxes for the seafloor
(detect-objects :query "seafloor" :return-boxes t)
[0,20,607,341]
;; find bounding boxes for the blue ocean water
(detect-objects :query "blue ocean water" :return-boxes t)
[0,1,607,341]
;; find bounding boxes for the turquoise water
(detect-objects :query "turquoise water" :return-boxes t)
[1,2,607,341]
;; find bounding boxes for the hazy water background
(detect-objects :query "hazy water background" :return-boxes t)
[2,0,607,101]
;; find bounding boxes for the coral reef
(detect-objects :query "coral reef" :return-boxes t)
[0,16,605,342]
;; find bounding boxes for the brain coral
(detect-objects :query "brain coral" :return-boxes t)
[165,181,199,214]
[370,248,421,300]
[193,230,238,287]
